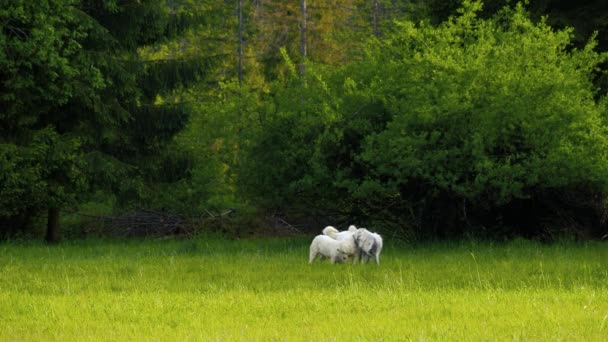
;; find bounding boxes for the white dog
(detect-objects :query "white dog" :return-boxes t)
[309,234,353,264]
[322,225,360,262]
[322,225,357,241]
[353,228,383,265]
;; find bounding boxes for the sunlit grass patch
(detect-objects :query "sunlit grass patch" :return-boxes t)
[1,237,607,340]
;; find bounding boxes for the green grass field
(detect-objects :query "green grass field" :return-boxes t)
[1,236,607,341]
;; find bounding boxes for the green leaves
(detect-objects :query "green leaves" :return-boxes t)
[0,127,85,216]
[1,0,207,236]
[366,2,608,196]
[1,0,92,121]
[237,1,608,239]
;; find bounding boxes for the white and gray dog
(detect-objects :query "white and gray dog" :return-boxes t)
[352,227,383,265]
[324,225,383,265]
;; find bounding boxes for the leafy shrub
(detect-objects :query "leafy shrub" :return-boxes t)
[239,1,608,240]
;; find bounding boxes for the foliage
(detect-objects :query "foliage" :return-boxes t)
[0,0,208,240]
[358,1,608,238]
[0,0,103,235]
[238,1,608,239]
[3,0,608,240]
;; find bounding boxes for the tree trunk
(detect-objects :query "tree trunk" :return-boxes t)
[237,0,244,85]
[373,0,380,37]
[45,207,61,243]
[300,0,307,75]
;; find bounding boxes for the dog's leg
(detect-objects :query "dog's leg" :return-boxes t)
[361,252,369,263]
[370,243,380,265]
[309,249,318,264]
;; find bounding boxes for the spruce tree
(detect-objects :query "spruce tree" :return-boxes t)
[0,0,208,241]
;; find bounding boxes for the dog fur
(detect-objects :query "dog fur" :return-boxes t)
[322,225,361,262]
[353,228,383,265]
[309,235,352,264]
[322,225,355,241]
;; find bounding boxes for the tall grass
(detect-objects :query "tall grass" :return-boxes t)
[1,236,607,340]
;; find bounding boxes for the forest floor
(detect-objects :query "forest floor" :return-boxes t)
[1,236,607,340]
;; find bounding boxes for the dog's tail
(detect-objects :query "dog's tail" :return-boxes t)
[322,226,339,239]
[348,225,357,232]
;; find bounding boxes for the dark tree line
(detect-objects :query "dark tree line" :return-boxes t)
[2,0,608,241]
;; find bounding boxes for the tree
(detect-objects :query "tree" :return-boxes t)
[356,1,608,238]
[0,0,208,241]
[362,2,608,235]
[0,0,102,239]
[238,1,608,240]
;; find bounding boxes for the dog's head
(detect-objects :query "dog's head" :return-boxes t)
[353,228,367,244]
[353,228,375,253]
[336,248,349,262]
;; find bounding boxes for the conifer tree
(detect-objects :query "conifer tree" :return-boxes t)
[0,0,209,241]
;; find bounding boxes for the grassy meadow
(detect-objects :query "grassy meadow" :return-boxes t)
[1,236,607,341]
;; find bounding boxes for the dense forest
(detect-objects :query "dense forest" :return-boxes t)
[2,0,608,242]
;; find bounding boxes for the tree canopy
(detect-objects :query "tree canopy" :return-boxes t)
[2,0,608,241]
[0,0,206,241]
[237,1,608,239]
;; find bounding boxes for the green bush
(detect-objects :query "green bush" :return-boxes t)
[239,1,608,240]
